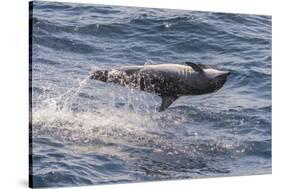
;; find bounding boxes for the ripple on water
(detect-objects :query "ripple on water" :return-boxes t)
[30,1,272,187]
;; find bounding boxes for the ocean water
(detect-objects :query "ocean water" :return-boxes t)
[29,1,272,188]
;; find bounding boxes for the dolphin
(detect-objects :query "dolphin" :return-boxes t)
[90,62,230,111]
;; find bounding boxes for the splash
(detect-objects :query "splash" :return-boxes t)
[39,76,91,112]
[32,72,242,162]
[32,74,160,145]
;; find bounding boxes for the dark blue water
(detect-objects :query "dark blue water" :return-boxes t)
[30,1,272,188]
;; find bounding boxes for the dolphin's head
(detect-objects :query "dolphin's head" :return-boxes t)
[181,62,230,94]
[204,68,230,92]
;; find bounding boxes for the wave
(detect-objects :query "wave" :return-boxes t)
[30,1,272,186]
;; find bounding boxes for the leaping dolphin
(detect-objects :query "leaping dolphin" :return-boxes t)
[90,62,230,111]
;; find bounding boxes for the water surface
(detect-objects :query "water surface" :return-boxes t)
[30,1,272,188]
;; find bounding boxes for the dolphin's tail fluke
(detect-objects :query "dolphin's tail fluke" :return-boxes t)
[90,70,109,82]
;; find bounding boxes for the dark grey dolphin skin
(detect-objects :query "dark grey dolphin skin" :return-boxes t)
[90,62,230,111]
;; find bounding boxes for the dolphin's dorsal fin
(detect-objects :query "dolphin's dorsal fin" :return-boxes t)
[198,63,212,69]
[184,62,203,72]
[159,95,179,112]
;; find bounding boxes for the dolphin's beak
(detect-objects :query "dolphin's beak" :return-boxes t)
[221,71,230,77]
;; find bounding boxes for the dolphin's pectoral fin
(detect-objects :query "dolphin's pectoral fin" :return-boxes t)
[159,95,179,112]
